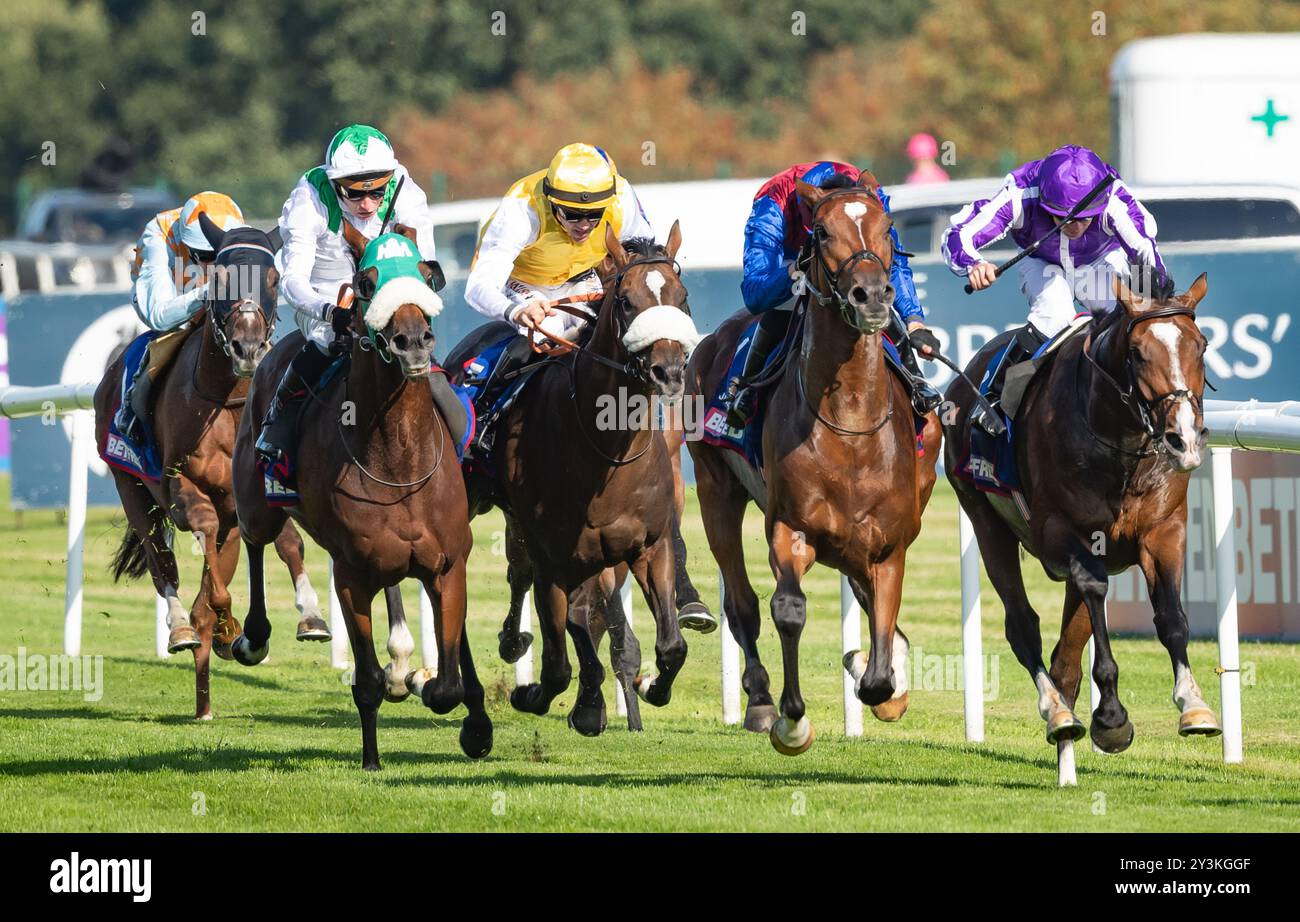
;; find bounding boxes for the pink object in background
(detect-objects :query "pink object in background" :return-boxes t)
[906,132,950,185]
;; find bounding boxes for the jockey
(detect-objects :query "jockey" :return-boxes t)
[256,123,437,469]
[116,191,246,440]
[463,142,653,447]
[942,144,1170,435]
[725,160,943,428]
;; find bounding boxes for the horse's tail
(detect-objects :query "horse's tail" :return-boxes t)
[111,525,152,583]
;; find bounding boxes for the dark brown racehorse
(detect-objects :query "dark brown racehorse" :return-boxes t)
[448,225,698,736]
[945,273,1220,767]
[231,226,480,769]
[94,216,328,720]
[686,174,942,754]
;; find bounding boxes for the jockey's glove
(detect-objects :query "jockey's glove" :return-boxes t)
[908,326,941,358]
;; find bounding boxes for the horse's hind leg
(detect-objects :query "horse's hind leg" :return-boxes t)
[272,520,330,642]
[1140,522,1221,738]
[604,568,643,731]
[113,472,194,653]
[510,575,571,716]
[497,516,534,663]
[565,595,608,737]
[961,496,1085,744]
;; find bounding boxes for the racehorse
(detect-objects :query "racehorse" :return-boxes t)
[685,173,942,754]
[94,215,328,720]
[446,224,700,737]
[944,272,1220,765]
[230,225,481,769]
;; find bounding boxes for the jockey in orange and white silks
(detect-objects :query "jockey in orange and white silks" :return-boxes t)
[131,191,245,331]
[276,123,436,355]
[464,142,654,346]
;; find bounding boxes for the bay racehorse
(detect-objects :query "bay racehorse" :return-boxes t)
[94,215,329,720]
[686,173,942,754]
[447,224,700,736]
[945,272,1220,770]
[231,226,481,768]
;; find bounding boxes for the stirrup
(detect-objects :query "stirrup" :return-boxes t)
[725,382,756,430]
[972,401,1008,438]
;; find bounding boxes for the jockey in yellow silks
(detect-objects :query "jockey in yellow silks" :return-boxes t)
[465,142,653,343]
[115,191,245,440]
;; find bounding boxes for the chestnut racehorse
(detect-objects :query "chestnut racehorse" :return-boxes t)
[686,174,942,754]
[944,273,1220,770]
[231,227,480,769]
[94,216,328,720]
[447,225,700,736]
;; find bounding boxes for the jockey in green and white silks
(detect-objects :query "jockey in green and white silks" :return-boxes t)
[256,124,436,469]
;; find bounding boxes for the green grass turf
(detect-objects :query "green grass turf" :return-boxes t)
[0,472,1296,832]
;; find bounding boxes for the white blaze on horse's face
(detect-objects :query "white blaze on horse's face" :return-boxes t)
[842,201,870,251]
[1148,321,1204,471]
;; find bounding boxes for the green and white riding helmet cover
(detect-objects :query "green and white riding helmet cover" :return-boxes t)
[355,233,443,334]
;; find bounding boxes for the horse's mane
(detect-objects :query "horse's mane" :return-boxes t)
[621,237,669,259]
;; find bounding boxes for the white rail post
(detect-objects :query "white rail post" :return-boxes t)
[62,410,92,657]
[1211,446,1244,764]
[328,559,349,669]
[958,508,985,742]
[840,575,864,737]
[155,594,170,658]
[615,575,633,717]
[720,570,741,725]
[419,584,438,672]
[515,590,534,686]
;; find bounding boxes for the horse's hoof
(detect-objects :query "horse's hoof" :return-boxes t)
[568,703,607,737]
[871,691,909,723]
[295,615,331,642]
[231,634,269,667]
[211,638,235,661]
[1179,706,1223,737]
[362,760,382,772]
[677,602,717,634]
[167,626,201,654]
[770,716,815,756]
[744,703,778,733]
[498,630,534,664]
[383,663,411,703]
[510,683,550,716]
[1091,717,1135,754]
[460,720,494,760]
[1045,709,1087,744]
[405,667,437,698]
[634,673,671,708]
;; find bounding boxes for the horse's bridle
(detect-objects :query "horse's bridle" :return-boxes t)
[1083,305,1205,451]
[207,296,276,360]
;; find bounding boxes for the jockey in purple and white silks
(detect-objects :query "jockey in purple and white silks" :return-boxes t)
[725,160,942,428]
[942,144,1170,435]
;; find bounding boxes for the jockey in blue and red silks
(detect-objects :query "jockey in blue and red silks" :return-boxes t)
[943,144,1171,434]
[725,160,942,428]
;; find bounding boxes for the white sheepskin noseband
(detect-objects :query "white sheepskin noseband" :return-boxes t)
[364,276,443,330]
[622,304,701,355]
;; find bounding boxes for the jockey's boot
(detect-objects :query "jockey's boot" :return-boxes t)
[255,343,334,472]
[113,350,151,443]
[972,324,1046,437]
[889,319,944,416]
[724,313,788,430]
[472,334,537,458]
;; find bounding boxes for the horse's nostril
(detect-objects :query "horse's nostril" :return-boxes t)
[231,341,244,359]
[851,286,868,303]
[651,364,671,385]
[393,334,409,351]
[422,329,434,344]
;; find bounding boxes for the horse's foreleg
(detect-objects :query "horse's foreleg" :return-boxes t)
[844,548,910,721]
[964,496,1084,744]
[334,565,385,770]
[510,575,570,716]
[177,491,225,721]
[233,539,272,667]
[767,519,816,755]
[564,583,608,738]
[498,516,534,663]
[1056,524,1133,754]
[210,530,243,661]
[272,520,330,642]
[455,624,493,759]
[411,567,465,716]
[1047,582,1092,713]
[630,533,686,709]
[603,567,643,731]
[1140,524,1222,738]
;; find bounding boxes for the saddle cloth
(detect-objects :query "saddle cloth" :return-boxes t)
[101,332,164,482]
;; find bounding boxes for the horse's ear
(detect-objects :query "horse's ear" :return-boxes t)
[665,219,682,260]
[266,226,283,254]
[341,221,369,265]
[856,169,881,193]
[393,222,419,245]
[1114,274,1148,316]
[605,224,629,269]
[354,266,379,301]
[418,259,446,292]
[198,211,225,250]
[1181,272,1208,311]
[264,265,279,297]
[795,179,827,211]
